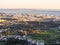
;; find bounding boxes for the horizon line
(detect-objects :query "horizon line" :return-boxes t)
[0,8,60,10]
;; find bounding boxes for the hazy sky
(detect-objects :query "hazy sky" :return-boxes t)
[0,0,60,9]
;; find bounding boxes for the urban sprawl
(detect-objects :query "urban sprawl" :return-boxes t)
[0,13,60,45]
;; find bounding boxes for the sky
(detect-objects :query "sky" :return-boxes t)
[0,0,60,9]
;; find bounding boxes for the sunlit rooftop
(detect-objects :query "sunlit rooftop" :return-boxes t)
[0,19,6,22]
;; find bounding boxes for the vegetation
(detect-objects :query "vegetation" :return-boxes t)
[0,21,60,45]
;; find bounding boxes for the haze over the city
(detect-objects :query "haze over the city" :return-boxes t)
[0,0,60,9]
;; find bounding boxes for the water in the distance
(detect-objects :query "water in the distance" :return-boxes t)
[0,9,60,16]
